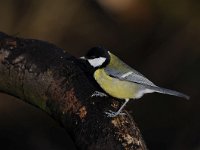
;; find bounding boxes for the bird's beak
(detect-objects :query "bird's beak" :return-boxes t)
[80,56,86,60]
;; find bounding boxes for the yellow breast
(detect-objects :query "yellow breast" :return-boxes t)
[94,68,138,99]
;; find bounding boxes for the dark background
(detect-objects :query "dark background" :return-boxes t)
[0,0,199,149]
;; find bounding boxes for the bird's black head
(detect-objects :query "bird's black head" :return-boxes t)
[82,46,110,68]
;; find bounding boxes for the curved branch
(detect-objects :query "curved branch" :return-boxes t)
[0,32,147,150]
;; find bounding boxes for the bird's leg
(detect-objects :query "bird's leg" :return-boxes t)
[91,91,108,97]
[105,99,129,117]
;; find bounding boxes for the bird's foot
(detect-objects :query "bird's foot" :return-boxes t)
[91,91,107,98]
[105,110,126,117]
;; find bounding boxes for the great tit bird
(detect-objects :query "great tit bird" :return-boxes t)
[81,47,189,117]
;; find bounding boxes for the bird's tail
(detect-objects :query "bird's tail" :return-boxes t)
[146,85,190,100]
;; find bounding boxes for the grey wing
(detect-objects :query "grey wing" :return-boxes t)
[105,53,157,87]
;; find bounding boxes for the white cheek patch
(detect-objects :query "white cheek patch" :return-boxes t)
[88,57,106,67]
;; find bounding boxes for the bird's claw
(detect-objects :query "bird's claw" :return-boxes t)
[91,91,107,98]
[105,110,126,117]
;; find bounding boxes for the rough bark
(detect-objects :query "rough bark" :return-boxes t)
[0,32,147,150]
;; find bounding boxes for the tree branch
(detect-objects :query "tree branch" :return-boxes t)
[0,32,147,150]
